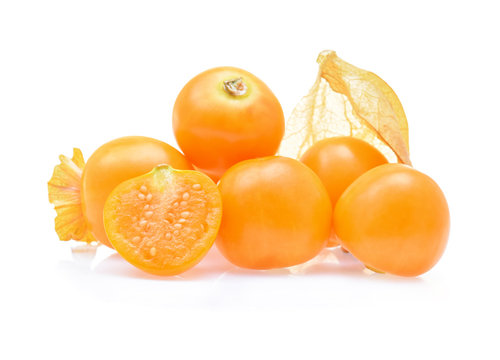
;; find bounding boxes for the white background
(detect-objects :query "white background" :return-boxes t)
[1,0,499,359]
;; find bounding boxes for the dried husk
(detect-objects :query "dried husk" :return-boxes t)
[279,50,411,165]
[48,148,95,243]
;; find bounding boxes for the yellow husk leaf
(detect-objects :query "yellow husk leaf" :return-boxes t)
[279,50,411,165]
[48,148,95,243]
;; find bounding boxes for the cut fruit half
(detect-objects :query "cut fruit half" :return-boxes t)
[103,165,222,276]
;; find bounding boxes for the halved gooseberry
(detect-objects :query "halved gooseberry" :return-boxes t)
[103,165,222,276]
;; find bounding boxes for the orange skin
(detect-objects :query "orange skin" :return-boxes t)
[104,165,222,276]
[173,67,285,181]
[333,164,450,277]
[82,136,192,248]
[216,156,332,269]
[300,137,388,246]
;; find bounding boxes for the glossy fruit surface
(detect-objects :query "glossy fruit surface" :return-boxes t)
[333,164,449,276]
[173,67,285,181]
[82,136,192,248]
[216,156,332,269]
[301,136,388,246]
[103,165,222,276]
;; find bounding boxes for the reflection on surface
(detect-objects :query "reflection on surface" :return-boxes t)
[57,242,427,308]
[90,246,236,281]
[70,243,98,265]
[64,243,421,283]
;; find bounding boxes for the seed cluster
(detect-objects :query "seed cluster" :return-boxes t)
[126,182,208,262]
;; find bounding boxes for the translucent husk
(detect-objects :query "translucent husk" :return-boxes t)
[47,148,95,243]
[279,50,411,165]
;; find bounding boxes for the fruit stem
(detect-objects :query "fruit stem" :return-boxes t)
[223,77,247,96]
